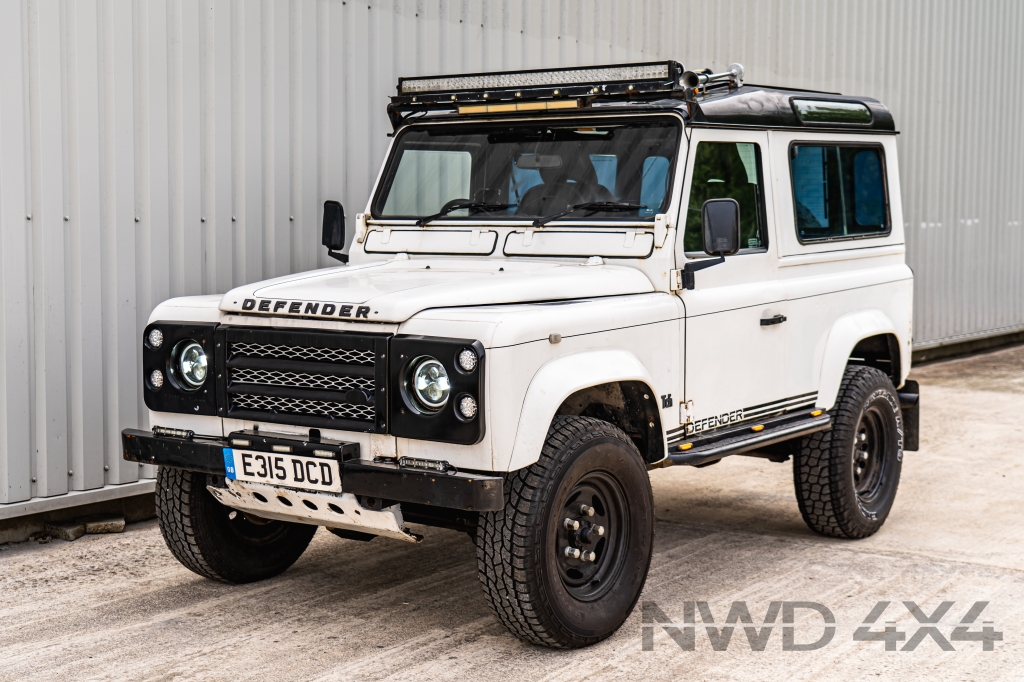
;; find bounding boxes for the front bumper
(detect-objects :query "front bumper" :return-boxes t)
[122,428,503,512]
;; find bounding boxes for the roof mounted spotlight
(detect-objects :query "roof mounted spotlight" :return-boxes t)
[682,63,745,92]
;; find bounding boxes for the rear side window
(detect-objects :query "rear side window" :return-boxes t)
[790,144,889,242]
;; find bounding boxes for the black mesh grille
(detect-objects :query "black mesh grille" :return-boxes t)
[231,393,376,421]
[230,342,375,365]
[231,367,374,392]
[219,327,387,431]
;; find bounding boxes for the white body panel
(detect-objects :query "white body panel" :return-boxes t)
[765,132,914,404]
[675,129,791,424]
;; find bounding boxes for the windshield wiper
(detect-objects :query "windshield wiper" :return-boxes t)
[532,202,643,227]
[416,201,512,227]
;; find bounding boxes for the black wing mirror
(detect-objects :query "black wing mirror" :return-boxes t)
[702,198,741,256]
[680,198,741,290]
[322,200,347,263]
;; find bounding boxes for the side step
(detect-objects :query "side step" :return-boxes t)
[667,411,832,467]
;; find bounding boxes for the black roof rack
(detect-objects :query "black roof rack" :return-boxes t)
[388,61,697,128]
[386,61,895,133]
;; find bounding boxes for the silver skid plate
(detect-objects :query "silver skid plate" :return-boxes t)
[207,479,420,543]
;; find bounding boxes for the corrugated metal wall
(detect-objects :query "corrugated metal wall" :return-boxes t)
[1,0,1022,508]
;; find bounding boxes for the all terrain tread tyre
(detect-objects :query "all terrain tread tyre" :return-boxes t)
[155,466,317,584]
[475,416,654,648]
[794,365,903,539]
[156,466,219,580]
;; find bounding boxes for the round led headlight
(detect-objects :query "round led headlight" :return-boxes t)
[410,356,450,411]
[172,340,208,390]
[147,328,164,349]
[457,348,478,372]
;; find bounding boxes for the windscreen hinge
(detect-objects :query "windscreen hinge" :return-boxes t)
[654,213,670,247]
[355,213,369,244]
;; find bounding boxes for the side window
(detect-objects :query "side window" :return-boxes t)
[790,144,889,241]
[381,149,472,216]
[684,142,766,252]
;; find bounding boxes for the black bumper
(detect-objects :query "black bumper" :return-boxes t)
[121,429,503,512]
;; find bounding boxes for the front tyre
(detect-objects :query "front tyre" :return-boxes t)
[475,416,655,648]
[794,365,904,538]
[156,467,317,583]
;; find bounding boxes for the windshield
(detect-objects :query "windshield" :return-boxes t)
[372,117,681,222]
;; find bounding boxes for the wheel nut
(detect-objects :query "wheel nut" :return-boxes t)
[581,550,596,562]
[593,524,605,536]
[564,547,581,559]
[563,518,580,531]
[579,504,595,516]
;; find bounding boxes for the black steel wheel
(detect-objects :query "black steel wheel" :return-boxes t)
[156,467,317,583]
[475,416,654,648]
[555,472,629,601]
[852,403,893,510]
[794,365,904,538]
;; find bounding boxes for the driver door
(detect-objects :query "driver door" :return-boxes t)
[675,129,794,437]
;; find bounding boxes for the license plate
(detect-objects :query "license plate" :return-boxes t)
[223,448,341,493]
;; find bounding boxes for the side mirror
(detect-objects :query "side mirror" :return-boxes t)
[322,200,347,263]
[679,198,740,291]
[701,198,741,256]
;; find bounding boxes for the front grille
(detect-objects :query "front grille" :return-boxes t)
[231,367,374,392]
[218,327,387,432]
[232,393,376,421]
[230,342,375,366]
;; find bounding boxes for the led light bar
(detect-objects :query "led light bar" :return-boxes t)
[152,425,195,440]
[458,99,581,115]
[399,456,452,473]
[400,62,675,95]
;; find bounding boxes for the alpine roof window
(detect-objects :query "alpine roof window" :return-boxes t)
[372,118,681,222]
[790,144,889,242]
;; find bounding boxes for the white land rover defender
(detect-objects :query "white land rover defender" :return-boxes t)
[123,61,919,649]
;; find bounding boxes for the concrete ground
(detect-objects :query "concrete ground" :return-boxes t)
[2,347,1022,681]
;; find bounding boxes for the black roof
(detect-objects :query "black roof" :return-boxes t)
[686,85,894,131]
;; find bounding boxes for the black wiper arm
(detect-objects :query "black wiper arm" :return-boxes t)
[416,201,512,227]
[532,202,643,227]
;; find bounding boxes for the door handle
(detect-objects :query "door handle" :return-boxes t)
[760,314,787,326]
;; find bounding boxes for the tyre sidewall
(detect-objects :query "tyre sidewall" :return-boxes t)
[833,372,903,536]
[535,433,654,640]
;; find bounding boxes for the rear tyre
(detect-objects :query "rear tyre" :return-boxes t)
[475,416,655,648]
[794,365,904,538]
[156,467,317,583]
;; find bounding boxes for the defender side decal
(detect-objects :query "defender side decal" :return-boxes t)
[667,392,818,442]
